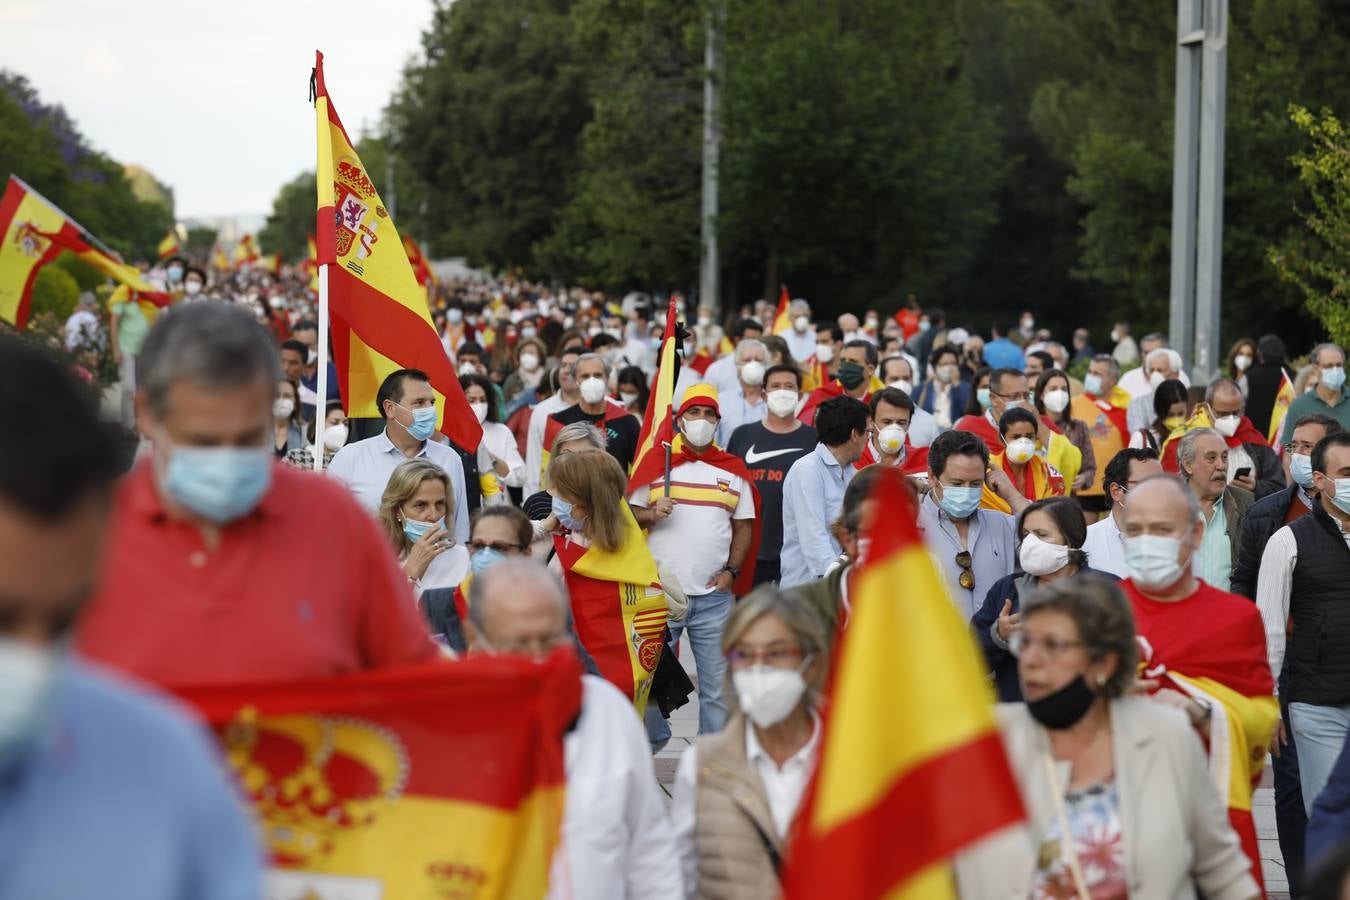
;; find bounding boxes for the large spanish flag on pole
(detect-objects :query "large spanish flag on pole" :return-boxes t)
[313,50,481,453]
[177,654,580,899]
[783,468,1024,899]
[627,297,680,492]
[157,229,181,260]
[771,284,792,335]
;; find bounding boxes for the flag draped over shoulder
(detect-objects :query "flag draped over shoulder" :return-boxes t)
[980,450,1065,513]
[1268,371,1297,448]
[313,50,482,452]
[628,298,680,492]
[554,507,666,713]
[1160,407,1268,472]
[177,655,580,899]
[784,468,1024,899]
[771,284,792,335]
[0,176,170,328]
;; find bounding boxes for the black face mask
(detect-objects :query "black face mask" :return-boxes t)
[837,361,866,390]
[1025,675,1097,730]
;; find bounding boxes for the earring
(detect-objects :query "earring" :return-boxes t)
[1096,674,1107,687]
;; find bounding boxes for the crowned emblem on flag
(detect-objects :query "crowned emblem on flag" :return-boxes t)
[631,605,667,674]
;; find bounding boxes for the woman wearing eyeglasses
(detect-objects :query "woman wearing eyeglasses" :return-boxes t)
[971,497,1115,702]
[956,578,1260,900]
[671,585,828,900]
[423,506,533,652]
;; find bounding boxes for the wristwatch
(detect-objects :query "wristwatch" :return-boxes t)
[722,565,740,580]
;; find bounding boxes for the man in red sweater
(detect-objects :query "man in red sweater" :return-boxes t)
[78,304,438,687]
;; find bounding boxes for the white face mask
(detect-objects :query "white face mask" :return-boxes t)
[579,377,608,405]
[619,390,639,407]
[766,389,798,418]
[793,315,809,333]
[1123,534,1188,592]
[1019,532,1071,577]
[322,423,348,452]
[1212,414,1240,438]
[273,397,295,420]
[470,401,489,424]
[733,663,809,728]
[740,360,766,386]
[1148,370,1166,390]
[877,424,907,455]
[682,417,716,447]
[815,344,834,363]
[1234,354,1252,372]
[184,280,203,296]
[1005,437,1036,464]
[888,379,913,395]
[0,636,60,769]
[1042,389,1070,414]
[519,352,541,372]
[459,361,479,377]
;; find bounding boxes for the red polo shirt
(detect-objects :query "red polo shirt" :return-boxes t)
[77,459,439,687]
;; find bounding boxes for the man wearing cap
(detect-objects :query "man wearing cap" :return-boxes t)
[630,384,759,741]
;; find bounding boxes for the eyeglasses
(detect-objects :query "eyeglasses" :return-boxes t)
[1286,441,1319,455]
[954,551,975,590]
[726,645,805,670]
[1008,632,1084,658]
[467,540,525,554]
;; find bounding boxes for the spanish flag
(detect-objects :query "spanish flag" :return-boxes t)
[303,233,318,274]
[553,506,667,713]
[627,296,680,491]
[210,243,230,271]
[1268,370,1297,448]
[403,234,436,289]
[313,51,482,452]
[177,654,580,898]
[232,234,260,268]
[783,468,1024,898]
[156,229,181,260]
[980,450,1066,513]
[771,284,792,335]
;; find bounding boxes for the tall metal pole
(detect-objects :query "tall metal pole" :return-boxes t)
[1193,0,1227,381]
[1168,0,1202,371]
[698,2,722,318]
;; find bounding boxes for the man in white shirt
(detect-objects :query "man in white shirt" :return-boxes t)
[702,317,764,398]
[783,299,817,362]
[465,557,681,900]
[1082,447,1164,578]
[525,345,584,495]
[1125,347,1192,433]
[1256,432,1350,815]
[327,368,471,543]
[1120,339,1189,398]
[716,338,770,445]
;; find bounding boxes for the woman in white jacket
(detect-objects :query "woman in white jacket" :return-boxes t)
[956,577,1260,900]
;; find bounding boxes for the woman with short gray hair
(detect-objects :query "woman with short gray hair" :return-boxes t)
[670,585,828,899]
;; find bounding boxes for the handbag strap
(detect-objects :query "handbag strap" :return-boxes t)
[1042,753,1092,900]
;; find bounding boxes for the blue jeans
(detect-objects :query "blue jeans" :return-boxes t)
[646,590,733,747]
[1289,701,1350,816]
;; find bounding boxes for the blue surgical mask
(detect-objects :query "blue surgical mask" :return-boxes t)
[977,387,992,410]
[1083,373,1103,396]
[471,547,505,575]
[162,445,273,524]
[1291,453,1314,488]
[402,517,444,543]
[1330,477,1350,516]
[937,484,982,520]
[395,403,438,442]
[1323,366,1347,392]
[552,495,588,531]
[167,265,184,282]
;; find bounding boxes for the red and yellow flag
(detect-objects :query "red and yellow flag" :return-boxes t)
[177,655,580,898]
[403,234,437,289]
[783,468,1024,898]
[210,243,230,271]
[314,51,482,452]
[232,234,260,268]
[771,283,792,335]
[0,176,170,328]
[156,229,181,260]
[1269,369,1297,448]
[627,297,680,492]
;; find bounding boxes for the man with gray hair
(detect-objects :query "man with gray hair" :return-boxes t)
[783,298,817,361]
[1175,427,1255,591]
[1281,342,1350,444]
[544,351,640,472]
[716,337,770,444]
[1199,376,1284,498]
[1125,346,1191,432]
[78,303,438,685]
[466,558,682,900]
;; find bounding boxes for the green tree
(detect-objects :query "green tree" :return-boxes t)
[185,226,219,256]
[29,264,79,321]
[258,171,314,260]
[1270,104,1350,345]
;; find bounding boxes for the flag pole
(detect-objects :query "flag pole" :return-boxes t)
[664,442,673,498]
[314,264,330,474]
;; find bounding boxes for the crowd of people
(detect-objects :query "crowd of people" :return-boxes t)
[22,258,1350,898]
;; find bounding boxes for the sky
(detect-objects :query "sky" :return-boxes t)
[0,0,435,220]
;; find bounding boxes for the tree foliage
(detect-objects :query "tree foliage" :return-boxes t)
[258,170,314,259]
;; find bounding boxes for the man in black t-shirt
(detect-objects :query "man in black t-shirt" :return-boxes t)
[727,364,818,585]
[548,353,641,472]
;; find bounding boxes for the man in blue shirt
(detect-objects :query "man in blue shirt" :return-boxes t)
[982,319,1026,371]
[0,337,262,899]
[780,396,870,587]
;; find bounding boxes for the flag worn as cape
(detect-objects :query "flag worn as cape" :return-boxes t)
[980,450,1065,513]
[631,433,762,596]
[553,506,666,713]
[855,438,929,476]
[313,50,482,452]
[783,468,1024,898]
[1161,408,1268,473]
[176,655,581,899]
[1124,579,1279,894]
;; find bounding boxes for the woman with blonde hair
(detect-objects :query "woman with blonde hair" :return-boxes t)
[377,458,468,595]
[547,449,669,712]
[671,584,829,898]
